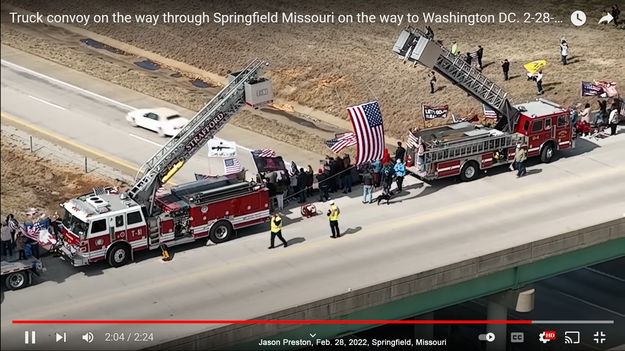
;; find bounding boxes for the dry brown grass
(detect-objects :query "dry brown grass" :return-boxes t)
[4,0,625,140]
[0,139,123,222]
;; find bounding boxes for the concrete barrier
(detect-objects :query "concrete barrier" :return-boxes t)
[146,217,625,350]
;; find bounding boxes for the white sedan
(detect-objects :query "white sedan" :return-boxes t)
[126,107,189,137]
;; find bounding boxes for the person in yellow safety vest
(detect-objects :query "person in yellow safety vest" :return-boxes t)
[268,213,288,249]
[327,200,341,238]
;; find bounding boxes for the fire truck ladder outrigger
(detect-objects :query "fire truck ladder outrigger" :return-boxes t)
[393,26,520,133]
[127,59,271,215]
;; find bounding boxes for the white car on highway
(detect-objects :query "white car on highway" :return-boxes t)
[126,107,188,137]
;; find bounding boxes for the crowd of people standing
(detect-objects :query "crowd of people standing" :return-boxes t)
[572,98,622,137]
[1,214,46,262]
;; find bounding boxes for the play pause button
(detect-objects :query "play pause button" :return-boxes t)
[55,332,67,343]
[24,331,36,344]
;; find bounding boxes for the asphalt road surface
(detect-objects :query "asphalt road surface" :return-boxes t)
[0,48,325,185]
[1,50,624,350]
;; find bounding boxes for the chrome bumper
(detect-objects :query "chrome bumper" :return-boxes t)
[58,245,89,266]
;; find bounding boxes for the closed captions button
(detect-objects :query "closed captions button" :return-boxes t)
[511,332,524,343]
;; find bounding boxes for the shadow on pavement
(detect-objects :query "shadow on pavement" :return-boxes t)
[557,137,601,159]
[342,226,362,236]
[286,237,306,246]
[523,169,543,177]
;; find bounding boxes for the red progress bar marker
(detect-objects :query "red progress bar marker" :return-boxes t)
[13,320,533,324]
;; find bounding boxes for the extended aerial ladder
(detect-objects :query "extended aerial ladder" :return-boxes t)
[393,26,520,133]
[127,59,272,215]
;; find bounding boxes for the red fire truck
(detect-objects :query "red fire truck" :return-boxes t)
[58,59,273,267]
[393,27,575,181]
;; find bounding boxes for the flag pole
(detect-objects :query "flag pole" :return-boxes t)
[334,86,346,108]
[421,104,427,129]
[366,83,379,102]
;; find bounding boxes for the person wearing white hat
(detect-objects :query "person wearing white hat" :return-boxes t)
[394,158,406,192]
[327,201,341,238]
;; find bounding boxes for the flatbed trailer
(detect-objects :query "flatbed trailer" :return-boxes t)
[1,258,44,290]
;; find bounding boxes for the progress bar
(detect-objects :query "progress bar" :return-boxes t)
[12,320,615,324]
[532,320,615,324]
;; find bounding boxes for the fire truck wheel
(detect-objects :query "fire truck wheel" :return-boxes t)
[460,161,479,182]
[540,143,554,163]
[107,243,131,267]
[209,221,233,244]
[5,271,28,290]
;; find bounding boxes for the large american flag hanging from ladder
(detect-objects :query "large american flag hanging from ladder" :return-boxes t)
[347,101,385,164]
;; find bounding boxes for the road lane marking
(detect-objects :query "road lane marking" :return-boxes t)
[7,165,624,325]
[1,112,179,188]
[1,111,139,172]
[1,59,135,111]
[2,59,253,151]
[28,95,66,110]
[129,133,163,147]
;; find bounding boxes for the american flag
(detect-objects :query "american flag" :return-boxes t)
[347,101,385,164]
[224,158,242,175]
[25,222,57,246]
[483,104,498,119]
[406,130,419,149]
[325,132,357,154]
[254,149,276,158]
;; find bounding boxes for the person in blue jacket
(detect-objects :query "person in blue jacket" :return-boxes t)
[371,159,382,188]
[393,159,406,192]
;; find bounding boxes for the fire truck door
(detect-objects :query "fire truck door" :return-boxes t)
[555,114,571,150]
[110,214,127,241]
[528,118,547,157]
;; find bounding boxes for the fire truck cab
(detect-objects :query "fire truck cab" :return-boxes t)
[513,99,574,163]
[59,188,148,267]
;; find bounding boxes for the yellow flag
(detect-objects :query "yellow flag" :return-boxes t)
[524,60,547,74]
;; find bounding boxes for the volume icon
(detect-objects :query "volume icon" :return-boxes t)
[82,332,94,343]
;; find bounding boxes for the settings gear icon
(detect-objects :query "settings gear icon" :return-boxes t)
[539,332,549,343]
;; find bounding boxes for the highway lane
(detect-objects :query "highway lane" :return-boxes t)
[0,54,324,185]
[2,54,625,350]
[0,60,253,185]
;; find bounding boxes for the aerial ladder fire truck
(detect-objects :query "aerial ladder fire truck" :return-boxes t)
[393,27,575,181]
[57,59,274,267]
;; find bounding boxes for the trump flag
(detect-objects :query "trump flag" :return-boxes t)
[347,101,385,164]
